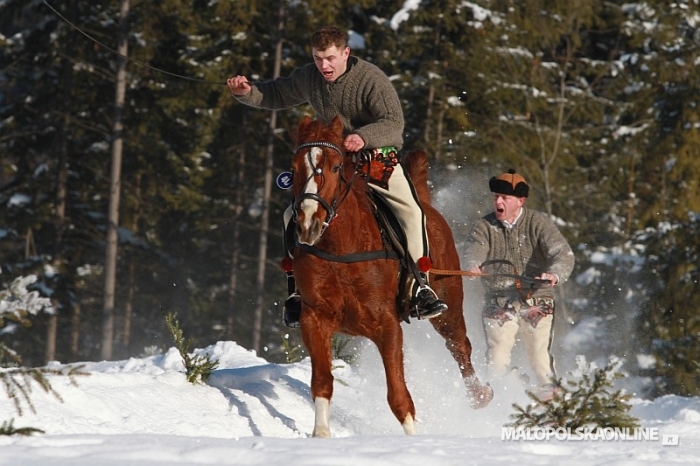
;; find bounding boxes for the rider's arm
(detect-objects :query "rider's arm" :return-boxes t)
[234,64,315,110]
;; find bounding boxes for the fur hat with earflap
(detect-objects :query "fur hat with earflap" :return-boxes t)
[489,169,529,198]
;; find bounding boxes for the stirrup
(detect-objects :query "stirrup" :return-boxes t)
[409,285,447,319]
[283,292,302,328]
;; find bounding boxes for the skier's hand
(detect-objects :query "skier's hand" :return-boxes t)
[535,272,558,287]
[227,76,252,96]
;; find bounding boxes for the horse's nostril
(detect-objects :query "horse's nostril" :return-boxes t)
[309,218,321,239]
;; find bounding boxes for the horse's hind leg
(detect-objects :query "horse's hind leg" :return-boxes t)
[300,315,335,438]
[430,311,493,409]
[372,320,417,434]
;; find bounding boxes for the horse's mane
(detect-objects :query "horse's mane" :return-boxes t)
[401,149,432,207]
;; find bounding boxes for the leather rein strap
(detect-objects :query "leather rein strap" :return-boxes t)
[295,241,399,263]
[429,260,550,300]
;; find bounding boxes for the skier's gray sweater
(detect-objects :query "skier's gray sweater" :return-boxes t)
[464,207,575,301]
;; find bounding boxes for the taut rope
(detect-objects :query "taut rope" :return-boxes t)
[43,0,227,86]
[429,267,485,277]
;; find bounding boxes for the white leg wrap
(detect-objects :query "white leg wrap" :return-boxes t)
[312,397,331,438]
[402,413,416,435]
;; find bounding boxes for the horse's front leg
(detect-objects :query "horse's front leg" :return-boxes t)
[372,318,416,435]
[300,308,335,438]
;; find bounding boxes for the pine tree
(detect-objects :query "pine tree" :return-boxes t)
[618,0,700,396]
[508,356,640,431]
[163,311,218,384]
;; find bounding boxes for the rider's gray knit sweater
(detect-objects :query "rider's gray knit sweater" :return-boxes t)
[234,57,405,150]
[463,207,575,301]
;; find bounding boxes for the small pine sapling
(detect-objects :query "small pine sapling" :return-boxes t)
[508,356,640,432]
[281,334,303,364]
[163,311,218,384]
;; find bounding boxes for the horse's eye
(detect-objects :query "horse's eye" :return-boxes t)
[331,164,341,173]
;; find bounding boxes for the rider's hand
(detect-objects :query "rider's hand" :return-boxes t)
[227,76,252,96]
[343,134,365,152]
[467,265,482,280]
[535,272,558,286]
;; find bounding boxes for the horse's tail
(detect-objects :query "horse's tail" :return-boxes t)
[402,149,432,206]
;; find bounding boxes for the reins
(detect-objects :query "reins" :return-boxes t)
[291,140,396,263]
[429,260,550,301]
[292,140,356,231]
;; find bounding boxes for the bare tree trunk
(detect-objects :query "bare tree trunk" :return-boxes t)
[252,5,284,353]
[70,299,81,358]
[226,146,245,340]
[46,115,69,363]
[44,0,80,364]
[423,82,435,145]
[436,88,445,161]
[122,259,135,347]
[102,0,129,360]
[44,314,58,362]
[625,150,637,240]
[122,172,141,348]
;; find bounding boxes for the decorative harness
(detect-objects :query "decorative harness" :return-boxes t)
[291,141,399,263]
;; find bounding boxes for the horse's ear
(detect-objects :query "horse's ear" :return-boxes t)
[299,115,312,130]
[331,115,343,134]
[293,115,313,144]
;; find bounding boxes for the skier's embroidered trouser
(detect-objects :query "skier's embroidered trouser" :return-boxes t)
[482,296,556,386]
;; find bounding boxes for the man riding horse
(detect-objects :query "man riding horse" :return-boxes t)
[227,26,446,327]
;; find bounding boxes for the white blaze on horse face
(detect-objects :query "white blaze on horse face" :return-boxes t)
[299,147,322,231]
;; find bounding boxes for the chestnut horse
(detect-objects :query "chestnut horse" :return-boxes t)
[290,115,492,438]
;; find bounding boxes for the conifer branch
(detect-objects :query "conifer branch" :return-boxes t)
[1,276,88,435]
[162,310,218,384]
[508,357,640,431]
[0,363,88,417]
[0,419,44,436]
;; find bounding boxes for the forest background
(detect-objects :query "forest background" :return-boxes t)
[1,0,699,398]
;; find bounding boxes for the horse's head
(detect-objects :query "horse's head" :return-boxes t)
[291,115,347,246]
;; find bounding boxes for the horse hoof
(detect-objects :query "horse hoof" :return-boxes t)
[312,427,331,438]
[467,381,494,409]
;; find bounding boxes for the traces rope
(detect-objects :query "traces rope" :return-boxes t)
[43,0,227,86]
[428,266,549,301]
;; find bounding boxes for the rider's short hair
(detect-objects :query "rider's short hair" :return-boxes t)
[311,26,348,51]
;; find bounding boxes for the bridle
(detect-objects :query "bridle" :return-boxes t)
[292,140,354,234]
